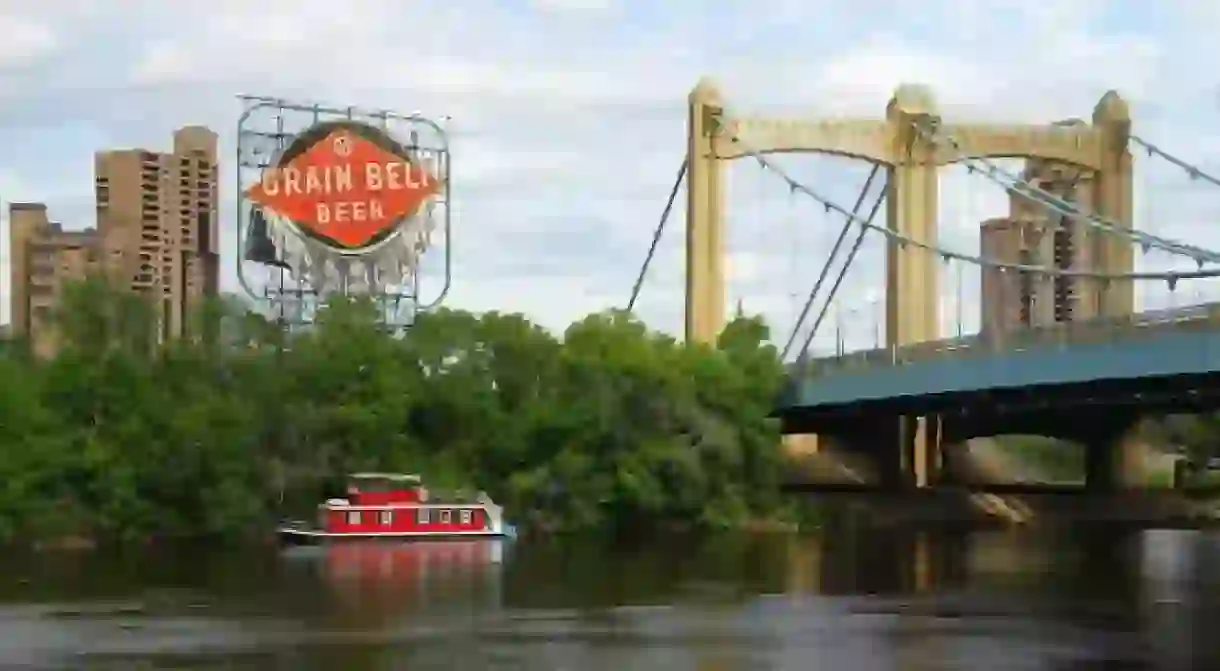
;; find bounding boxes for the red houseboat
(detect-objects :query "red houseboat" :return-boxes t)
[277,473,516,544]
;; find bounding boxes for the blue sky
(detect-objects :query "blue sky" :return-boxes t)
[2,1,1219,353]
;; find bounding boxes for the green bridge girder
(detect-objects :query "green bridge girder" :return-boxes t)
[779,304,1220,411]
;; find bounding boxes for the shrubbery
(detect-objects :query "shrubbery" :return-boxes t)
[0,280,791,543]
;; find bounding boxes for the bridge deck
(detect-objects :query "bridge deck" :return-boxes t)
[780,304,1220,411]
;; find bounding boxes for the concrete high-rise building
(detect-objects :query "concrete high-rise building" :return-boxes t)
[979,217,1030,334]
[94,126,221,339]
[8,126,221,356]
[7,203,104,357]
[979,119,1119,335]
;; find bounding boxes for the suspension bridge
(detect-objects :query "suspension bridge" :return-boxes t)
[627,77,1220,497]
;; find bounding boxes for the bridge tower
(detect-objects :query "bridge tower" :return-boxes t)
[684,78,1134,487]
[685,79,727,345]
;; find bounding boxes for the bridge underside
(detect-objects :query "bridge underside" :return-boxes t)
[784,329,1220,411]
[777,372,1220,493]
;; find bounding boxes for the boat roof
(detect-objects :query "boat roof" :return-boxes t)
[348,473,422,483]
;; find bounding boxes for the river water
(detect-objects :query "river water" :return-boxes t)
[1,528,1218,670]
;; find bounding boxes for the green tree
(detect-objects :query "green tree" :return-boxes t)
[0,280,794,544]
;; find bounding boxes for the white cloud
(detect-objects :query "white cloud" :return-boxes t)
[811,34,990,115]
[527,0,618,14]
[0,13,56,70]
[2,1,1219,353]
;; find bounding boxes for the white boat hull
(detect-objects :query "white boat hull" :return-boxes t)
[277,526,516,545]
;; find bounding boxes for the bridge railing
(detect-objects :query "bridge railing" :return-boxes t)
[791,302,1220,379]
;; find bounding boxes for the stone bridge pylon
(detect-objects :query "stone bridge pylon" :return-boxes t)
[684,77,1134,487]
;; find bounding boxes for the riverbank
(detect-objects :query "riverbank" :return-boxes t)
[14,510,812,554]
[24,493,1220,554]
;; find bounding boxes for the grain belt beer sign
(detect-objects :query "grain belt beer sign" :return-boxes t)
[244,120,443,291]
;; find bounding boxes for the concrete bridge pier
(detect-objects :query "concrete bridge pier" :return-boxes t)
[790,405,1149,493]
[794,414,947,490]
[940,406,1146,491]
[1084,429,1146,492]
[936,425,962,486]
[906,415,948,488]
[811,420,904,489]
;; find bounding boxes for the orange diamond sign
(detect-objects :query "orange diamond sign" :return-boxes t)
[244,121,440,251]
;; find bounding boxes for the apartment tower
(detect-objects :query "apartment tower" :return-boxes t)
[979,120,1111,335]
[7,203,104,357]
[94,126,221,340]
[7,126,220,356]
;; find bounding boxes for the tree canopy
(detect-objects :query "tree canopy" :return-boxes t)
[0,280,791,544]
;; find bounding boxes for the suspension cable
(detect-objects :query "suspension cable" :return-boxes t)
[626,158,687,312]
[915,122,1220,264]
[798,190,887,361]
[1130,134,1220,189]
[730,134,1220,283]
[779,164,881,360]
[712,97,1220,281]
[984,161,1216,262]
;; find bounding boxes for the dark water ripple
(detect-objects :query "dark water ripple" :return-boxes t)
[0,529,1216,670]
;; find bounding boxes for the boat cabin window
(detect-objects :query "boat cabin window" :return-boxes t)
[460,509,472,524]
[440,509,451,524]
[418,509,430,524]
[379,510,393,526]
[347,511,361,526]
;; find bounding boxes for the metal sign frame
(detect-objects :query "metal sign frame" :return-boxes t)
[235,95,452,332]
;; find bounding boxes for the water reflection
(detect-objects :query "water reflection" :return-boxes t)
[0,529,1217,669]
[283,539,506,626]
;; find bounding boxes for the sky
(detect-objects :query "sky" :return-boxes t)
[1,1,1219,355]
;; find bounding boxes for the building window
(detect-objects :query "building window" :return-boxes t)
[439,509,451,524]
[347,511,361,526]
[418,508,430,524]
[379,510,393,526]
[460,509,472,525]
